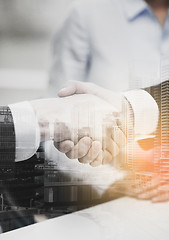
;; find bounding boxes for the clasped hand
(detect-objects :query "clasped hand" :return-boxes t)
[31,91,125,167]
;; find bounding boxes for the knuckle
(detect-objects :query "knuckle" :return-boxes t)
[78,148,85,157]
[78,157,89,164]
[66,150,75,159]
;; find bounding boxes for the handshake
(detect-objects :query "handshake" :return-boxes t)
[31,81,127,167]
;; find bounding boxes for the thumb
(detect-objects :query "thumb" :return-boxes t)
[58,80,117,104]
[58,80,87,97]
[58,80,122,110]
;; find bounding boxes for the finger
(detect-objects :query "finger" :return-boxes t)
[138,188,159,200]
[102,117,117,138]
[78,127,91,140]
[103,138,119,161]
[58,80,98,98]
[152,191,169,203]
[58,86,76,97]
[111,126,126,148]
[54,140,74,153]
[58,80,86,97]
[66,137,92,159]
[78,141,102,164]
[90,150,103,167]
[102,150,113,164]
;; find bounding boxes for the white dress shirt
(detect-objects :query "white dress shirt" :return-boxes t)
[49,0,169,94]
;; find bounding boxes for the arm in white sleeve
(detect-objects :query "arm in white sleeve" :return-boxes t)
[123,89,159,138]
[9,101,40,162]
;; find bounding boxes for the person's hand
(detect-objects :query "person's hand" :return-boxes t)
[57,81,129,166]
[31,97,96,163]
[58,94,125,167]
[137,174,169,203]
[58,81,158,169]
[31,95,125,166]
[58,81,129,165]
[58,80,122,110]
[105,168,169,203]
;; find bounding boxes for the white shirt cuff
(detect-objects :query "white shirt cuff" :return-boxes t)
[123,89,159,138]
[9,101,40,162]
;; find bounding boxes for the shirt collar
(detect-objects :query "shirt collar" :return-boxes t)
[122,0,149,20]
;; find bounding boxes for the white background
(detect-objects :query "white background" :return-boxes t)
[0,0,75,104]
